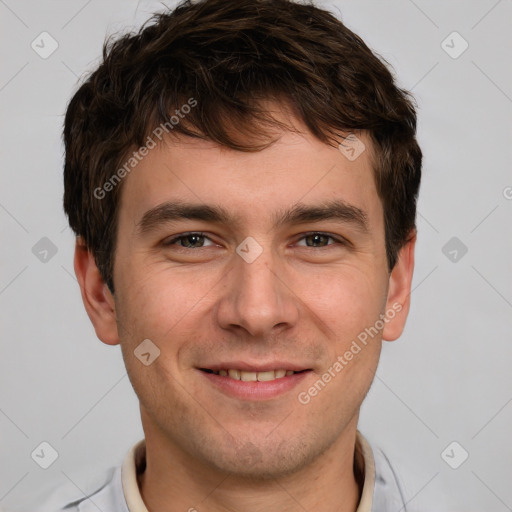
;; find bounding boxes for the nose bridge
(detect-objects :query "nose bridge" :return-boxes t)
[217,240,298,337]
[240,250,280,308]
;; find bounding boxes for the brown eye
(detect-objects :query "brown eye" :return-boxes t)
[297,233,341,248]
[164,232,214,248]
[305,234,330,247]
[180,234,205,248]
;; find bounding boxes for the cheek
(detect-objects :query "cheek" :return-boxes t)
[113,259,219,351]
[297,264,387,342]
[294,269,385,416]
[112,264,198,411]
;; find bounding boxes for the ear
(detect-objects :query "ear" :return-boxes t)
[382,230,416,342]
[74,237,120,346]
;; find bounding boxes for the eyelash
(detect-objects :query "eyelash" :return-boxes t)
[163,231,346,249]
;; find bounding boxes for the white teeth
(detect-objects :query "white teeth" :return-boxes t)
[256,371,276,382]
[212,369,295,381]
[228,369,240,380]
[240,371,257,382]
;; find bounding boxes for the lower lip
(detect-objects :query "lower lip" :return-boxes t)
[198,370,311,401]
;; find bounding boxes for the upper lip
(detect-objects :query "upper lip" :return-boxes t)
[199,362,311,372]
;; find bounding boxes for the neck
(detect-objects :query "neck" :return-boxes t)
[138,419,362,512]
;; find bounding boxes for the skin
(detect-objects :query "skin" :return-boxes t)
[74,108,416,512]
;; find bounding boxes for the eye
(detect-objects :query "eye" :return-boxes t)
[296,232,344,248]
[163,232,216,249]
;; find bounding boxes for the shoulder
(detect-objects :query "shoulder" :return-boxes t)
[369,440,444,512]
[371,444,410,510]
[357,432,409,511]
[37,465,127,512]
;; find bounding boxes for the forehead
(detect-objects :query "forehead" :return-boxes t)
[117,124,382,233]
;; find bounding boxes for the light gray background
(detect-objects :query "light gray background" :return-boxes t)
[1,0,511,510]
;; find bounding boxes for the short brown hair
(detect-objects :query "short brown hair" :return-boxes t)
[64,0,422,293]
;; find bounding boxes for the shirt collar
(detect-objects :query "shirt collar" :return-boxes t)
[121,430,375,512]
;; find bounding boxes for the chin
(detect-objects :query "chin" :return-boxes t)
[198,434,321,481]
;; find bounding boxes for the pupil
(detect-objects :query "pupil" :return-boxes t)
[309,234,326,247]
[185,234,202,247]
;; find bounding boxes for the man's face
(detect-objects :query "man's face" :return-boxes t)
[106,114,405,478]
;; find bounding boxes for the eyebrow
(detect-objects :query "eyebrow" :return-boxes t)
[136,199,369,235]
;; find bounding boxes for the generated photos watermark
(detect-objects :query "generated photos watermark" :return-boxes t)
[297,302,402,405]
[94,97,198,200]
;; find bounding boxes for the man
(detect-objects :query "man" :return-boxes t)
[56,0,422,510]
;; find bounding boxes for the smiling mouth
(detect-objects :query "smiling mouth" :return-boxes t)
[200,368,309,382]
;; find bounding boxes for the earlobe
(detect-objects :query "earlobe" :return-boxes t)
[382,231,416,342]
[73,237,120,346]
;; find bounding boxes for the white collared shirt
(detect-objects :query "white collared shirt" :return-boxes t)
[43,431,408,511]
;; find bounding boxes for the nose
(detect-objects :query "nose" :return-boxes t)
[216,245,300,338]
